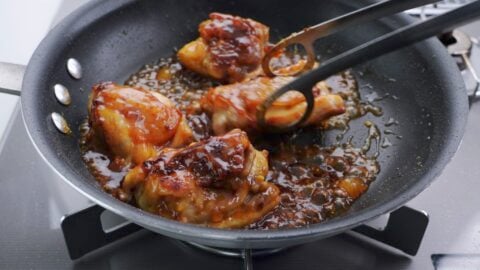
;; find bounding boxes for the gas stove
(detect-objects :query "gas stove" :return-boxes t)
[1,2,480,270]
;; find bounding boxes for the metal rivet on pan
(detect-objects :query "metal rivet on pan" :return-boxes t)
[66,58,82,79]
[53,84,72,106]
[51,112,72,134]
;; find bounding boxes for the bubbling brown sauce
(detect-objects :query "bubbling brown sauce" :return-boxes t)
[321,72,383,130]
[81,57,382,229]
[125,58,216,112]
[250,138,379,229]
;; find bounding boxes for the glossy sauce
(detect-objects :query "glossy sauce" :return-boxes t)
[250,139,379,229]
[82,57,381,229]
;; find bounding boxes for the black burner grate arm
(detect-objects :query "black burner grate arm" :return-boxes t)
[61,205,429,261]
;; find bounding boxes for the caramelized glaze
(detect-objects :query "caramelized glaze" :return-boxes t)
[81,56,382,229]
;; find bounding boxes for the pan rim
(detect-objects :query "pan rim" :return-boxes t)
[20,0,469,248]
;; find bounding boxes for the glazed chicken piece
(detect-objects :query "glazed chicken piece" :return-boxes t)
[200,76,346,135]
[177,13,270,83]
[88,82,193,165]
[122,129,280,228]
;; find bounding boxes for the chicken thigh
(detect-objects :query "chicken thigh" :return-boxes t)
[200,76,346,135]
[177,13,270,83]
[122,129,280,228]
[88,82,193,165]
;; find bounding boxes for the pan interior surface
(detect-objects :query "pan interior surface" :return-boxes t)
[21,0,468,248]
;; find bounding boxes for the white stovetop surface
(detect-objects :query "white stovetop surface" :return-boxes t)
[0,0,89,139]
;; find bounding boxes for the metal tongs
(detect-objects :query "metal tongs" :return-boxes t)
[258,0,480,132]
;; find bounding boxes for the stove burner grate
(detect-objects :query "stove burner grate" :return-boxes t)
[60,204,429,269]
[407,0,476,17]
[182,241,286,258]
[180,242,286,270]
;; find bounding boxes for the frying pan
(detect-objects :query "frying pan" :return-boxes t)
[0,0,468,249]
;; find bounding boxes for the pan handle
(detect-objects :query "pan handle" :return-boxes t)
[0,62,25,96]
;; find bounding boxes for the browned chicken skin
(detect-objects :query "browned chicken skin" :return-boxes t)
[178,13,270,82]
[122,129,280,228]
[200,76,346,135]
[88,82,193,165]
[178,13,345,135]
[83,13,360,230]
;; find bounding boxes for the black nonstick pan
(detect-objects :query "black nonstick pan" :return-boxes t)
[0,0,469,250]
